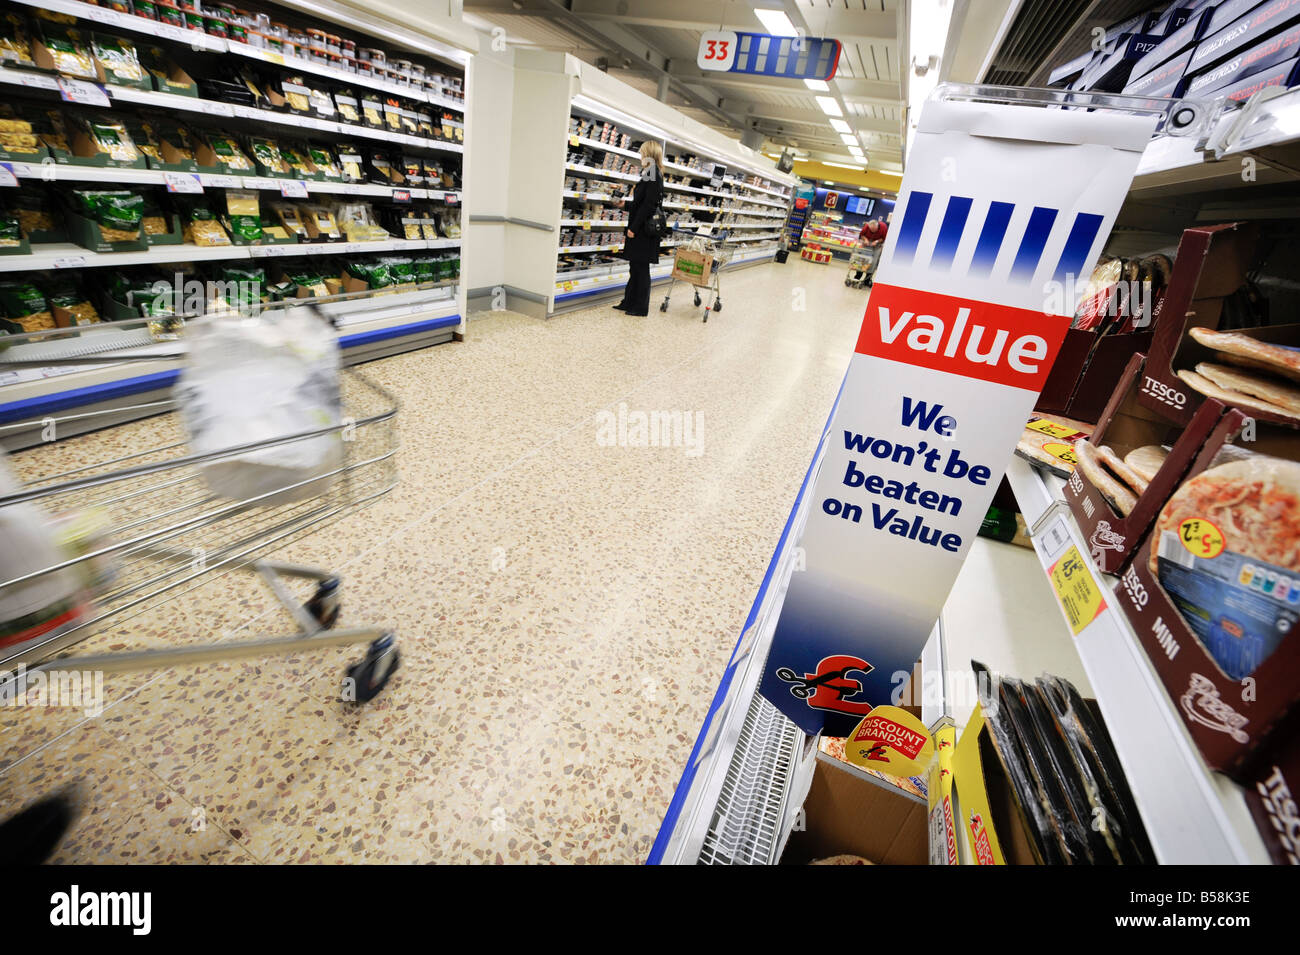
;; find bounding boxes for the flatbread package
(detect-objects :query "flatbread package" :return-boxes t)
[1150,449,1300,681]
[1188,326,1300,382]
[1124,445,1168,483]
[1074,440,1138,516]
[1016,415,1092,476]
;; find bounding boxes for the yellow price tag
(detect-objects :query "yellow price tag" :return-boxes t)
[582,223,591,231]
[568,134,579,147]
[1049,544,1106,635]
[1027,418,1086,440]
[1044,442,1078,467]
[264,52,285,66]
[1178,517,1226,559]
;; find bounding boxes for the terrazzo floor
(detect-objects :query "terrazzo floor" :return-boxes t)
[1,258,868,863]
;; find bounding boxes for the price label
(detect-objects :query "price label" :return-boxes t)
[280,180,309,198]
[582,223,590,231]
[569,134,579,147]
[85,6,120,24]
[201,101,235,117]
[563,281,576,292]
[242,177,275,190]
[1048,545,1107,635]
[52,255,87,269]
[0,163,17,188]
[58,78,111,108]
[202,175,241,189]
[1043,442,1079,468]
[392,189,411,203]
[1027,418,1088,441]
[444,192,458,205]
[1178,517,1226,560]
[17,73,59,90]
[164,171,204,194]
[263,51,285,66]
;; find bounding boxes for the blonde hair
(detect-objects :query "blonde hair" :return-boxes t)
[639,140,663,165]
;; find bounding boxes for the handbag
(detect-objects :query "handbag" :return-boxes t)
[646,182,667,240]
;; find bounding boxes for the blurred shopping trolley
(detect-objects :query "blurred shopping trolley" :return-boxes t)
[845,243,879,289]
[659,225,739,322]
[0,309,402,703]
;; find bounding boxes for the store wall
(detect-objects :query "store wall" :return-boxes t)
[464,44,514,297]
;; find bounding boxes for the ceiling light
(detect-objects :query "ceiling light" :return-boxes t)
[815,96,842,117]
[823,180,835,185]
[755,9,798,36]
[804,79,829,91]
[829,118,851,134]
[848,145,864,156]
[840,133,857,145]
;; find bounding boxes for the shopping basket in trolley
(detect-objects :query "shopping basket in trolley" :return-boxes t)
[659,225,738,322]
[0,310,402,703]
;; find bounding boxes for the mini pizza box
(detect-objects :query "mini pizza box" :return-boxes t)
[1064,352,1229,573]
[1136,222,1261,425]
[779,752,928,865]
[1115,407,1300,778]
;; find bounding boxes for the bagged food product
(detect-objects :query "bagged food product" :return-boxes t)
[345,259,393,289]
[91,33,145,84]
[336,144,364,182]
[360,95,384,128]
[0,448,94,655]
[71,189,143,240]
[306,205,341,240]
[182,206,231,246]
[69,115,140,163]
[1151,447,1300,681]
[38,22,96,80]
[0,13,36,68]
[156,121,200,163]
[223,190,261,244]
[273,204,307,239]
[175,308,342,504]
[0,211,21,249]
[308,146,341,179]
[205,135,253,171]
[334,92,361,125]
[279,143,315,178]
[0,281,54,331]
[280,78,312,114]
[42,277,100,326]
[249,136,288,176]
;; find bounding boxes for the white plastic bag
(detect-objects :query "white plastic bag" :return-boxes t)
[177,309,342,505]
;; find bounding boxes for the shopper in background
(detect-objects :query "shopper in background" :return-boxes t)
[614,140,665,316]
[859,217,888,246]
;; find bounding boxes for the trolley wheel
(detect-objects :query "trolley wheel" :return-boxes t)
[702,309,709,323]
[693,291,701,307]
[845,278,852,286]
[713,299,722,313]
[305,576,342,629]
[346,632,400,703]
[659,300,668,312]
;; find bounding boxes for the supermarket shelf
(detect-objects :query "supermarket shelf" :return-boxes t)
[556,243,622,254]
[558,219,626,229]
[10,0,466,108]
[1004,457,1270,865]
[0,67,463,155]
[561,189,622,202]
[0,237,457,273]
[572,136,640,160]
[2,161,460,200]
[564,162,638,183]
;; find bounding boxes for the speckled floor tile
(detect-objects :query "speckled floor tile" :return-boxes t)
[1,259,867,862]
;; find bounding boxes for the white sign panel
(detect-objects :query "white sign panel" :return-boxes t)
[759,93,1157,737]
[697,30,738,72]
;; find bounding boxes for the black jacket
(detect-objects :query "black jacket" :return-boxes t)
[619,164,663,264]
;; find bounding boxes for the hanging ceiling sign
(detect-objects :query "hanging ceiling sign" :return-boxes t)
[698,30,841,81]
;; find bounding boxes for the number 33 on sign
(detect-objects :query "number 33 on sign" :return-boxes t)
[697,30,738,71]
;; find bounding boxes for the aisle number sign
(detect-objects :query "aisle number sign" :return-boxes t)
[697,31,841,81]
[759,88,1158,737]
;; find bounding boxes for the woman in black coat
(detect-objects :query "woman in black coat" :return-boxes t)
[614,140,664,316]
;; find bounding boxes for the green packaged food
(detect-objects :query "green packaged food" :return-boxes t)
[0,281,50,323]
[91,34,145,84]
[0,13,36,68]
[39,24,96,79]
[308,147,341,179]
[71,190,143,239]
[206,136,252,170]
[249,137,287,174]
[0,212,21,248]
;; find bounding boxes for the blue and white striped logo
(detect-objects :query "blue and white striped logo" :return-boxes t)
[891,190,1105,285]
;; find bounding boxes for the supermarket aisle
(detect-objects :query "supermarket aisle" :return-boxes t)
[0,258,867,863]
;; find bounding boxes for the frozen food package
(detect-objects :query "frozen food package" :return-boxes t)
[175,308,342,505]
[1150,447,1300,681]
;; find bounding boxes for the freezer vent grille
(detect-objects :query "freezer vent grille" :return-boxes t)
[981,0,1157,87]
[697,692,802,865]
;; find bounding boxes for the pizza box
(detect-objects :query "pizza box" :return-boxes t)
[1063,352,1229,574]
[1136,222,1262,426]
[1185,0,1300,80]
[1127,0,1258,84]
[1115,407,1300,778]
[779,751,928,865]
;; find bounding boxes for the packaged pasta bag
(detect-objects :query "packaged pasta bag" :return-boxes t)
[0,281,54,332]
[181,204,231,247]
[90,33,146,85]
[37,21,96,80]
[222,190,261,245]
[175,307,342,505]
[0,13,36,68]
[1150,445,1300,681]
[204,134,253,172]
[249,136,288,177]
[71,115,140,163]
[70,189,143,242]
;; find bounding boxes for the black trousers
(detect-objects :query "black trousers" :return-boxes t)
[623,261,651,314]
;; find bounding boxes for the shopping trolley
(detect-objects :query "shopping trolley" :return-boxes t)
[0,309,402,703]
[659,225,739,322]
[846,242,879,289]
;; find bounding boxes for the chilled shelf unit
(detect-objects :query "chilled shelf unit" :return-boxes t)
[0,0,475,424]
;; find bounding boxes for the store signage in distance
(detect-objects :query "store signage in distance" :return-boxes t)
[697,31,841,81]
[758,89,1158,737]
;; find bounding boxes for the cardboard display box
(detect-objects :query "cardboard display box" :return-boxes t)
[947,703,1041,864]
[1115,408,1300,779]
[1063,353,1229,573]
[1036,321,1158,424]
[1136,222,1259,426]
[1244,731,1300,864]
[780,753,928,865]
